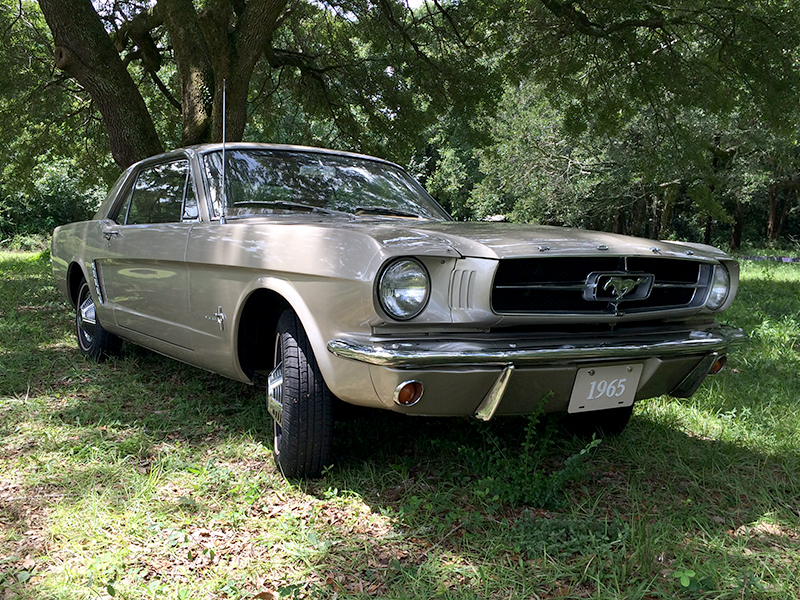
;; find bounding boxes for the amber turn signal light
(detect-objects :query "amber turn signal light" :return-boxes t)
[394,380,424,406]
[710,355,727,375]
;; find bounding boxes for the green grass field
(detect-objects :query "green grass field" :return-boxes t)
[1,251,799,599]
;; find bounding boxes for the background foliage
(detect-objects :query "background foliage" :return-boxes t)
[2,0,800,249]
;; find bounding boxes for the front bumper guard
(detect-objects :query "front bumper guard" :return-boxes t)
[327,325,745,422]
[327,325,746,369]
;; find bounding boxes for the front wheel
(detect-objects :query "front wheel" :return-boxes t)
[75,278,121,361]
[268,310,333,478]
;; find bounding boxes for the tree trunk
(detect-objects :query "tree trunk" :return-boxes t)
[38,0,288,162]
[631,197,647,237]
[659,190,674,239]
[205,0,288,142]
[159,0,215,145]
[776,189,791,241]
[767,184,791,242]
[729,199,743,250]
[612,206,624,234]
[38,0,163,169]
[162,0,288,144]
[767,183,779,241]
[650,194,661,240]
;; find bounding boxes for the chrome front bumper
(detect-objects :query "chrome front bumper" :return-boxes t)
[326,324,746,369]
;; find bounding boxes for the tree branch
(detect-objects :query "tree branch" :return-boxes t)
[269,48,364,75]
[3,0,24,35]
[115,5,164,73]
[377,0,439,71]
[150,70,182,110]
[539,0,666,37]
[39,0,163,167]
[429,0,472,48]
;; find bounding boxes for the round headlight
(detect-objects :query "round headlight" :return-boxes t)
[378,258,430,320]
[706,265,730,310]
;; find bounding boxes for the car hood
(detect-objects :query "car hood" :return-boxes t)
[354,220,730,261]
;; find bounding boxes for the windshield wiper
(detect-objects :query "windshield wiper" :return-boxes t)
[353,206,422,219]
[229,200,343,216]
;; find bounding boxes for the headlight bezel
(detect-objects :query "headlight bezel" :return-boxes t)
[377,257,431,321]
[706,264,731,311]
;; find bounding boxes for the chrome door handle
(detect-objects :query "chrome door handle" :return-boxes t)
[103,230,119,240]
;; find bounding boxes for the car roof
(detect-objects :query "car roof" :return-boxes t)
[140,143,402,170]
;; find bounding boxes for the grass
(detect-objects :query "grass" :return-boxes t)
[1,250,799,599]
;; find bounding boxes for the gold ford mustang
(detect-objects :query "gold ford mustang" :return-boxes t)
[51,143,744,477]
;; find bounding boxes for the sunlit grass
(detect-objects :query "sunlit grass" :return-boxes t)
[2,252,800,599]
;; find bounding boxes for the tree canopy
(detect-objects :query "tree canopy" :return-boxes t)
[34,0,500,168]
[2,0,800,247]
[425,0,800,246]
[35,0,799,166]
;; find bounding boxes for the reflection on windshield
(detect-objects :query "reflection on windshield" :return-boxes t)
[203,149,451,221]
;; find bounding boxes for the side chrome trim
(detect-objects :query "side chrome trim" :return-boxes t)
[327,325,746,369]
[473,364,514,421]
[91,260,105,304]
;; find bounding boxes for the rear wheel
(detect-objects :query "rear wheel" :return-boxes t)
[75,278,121,361]
[268,310,333,478]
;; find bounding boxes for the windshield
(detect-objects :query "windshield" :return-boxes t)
[203,149,451,221]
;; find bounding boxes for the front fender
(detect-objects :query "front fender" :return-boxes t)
[231,275,380,404]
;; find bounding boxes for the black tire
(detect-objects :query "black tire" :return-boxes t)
[566,405,634,438]
[75,278,122,361]
[270,310,333,478]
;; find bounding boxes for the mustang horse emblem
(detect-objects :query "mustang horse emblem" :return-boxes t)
[603,276,649,300]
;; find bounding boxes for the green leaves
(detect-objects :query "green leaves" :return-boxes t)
[673,568,697,588]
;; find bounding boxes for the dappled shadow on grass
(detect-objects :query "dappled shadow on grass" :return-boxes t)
[0,253,60,313]
[329,405,800,524]
[2,338,270,501]
[0,253,79,397]
[0,343,81,398]
[2,255,272,506]
[304,407,800,596]
[4,253,800,597]
[5,360,800,598]
[55,345,266,429]
[218,401,797,598]
[603,414,799,522]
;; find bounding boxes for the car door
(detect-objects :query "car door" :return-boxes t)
[100,158,199,350]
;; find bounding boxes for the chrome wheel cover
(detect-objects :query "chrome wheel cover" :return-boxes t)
[77,288,97,350]
[269,332,284,453]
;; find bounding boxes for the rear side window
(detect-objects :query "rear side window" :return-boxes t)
[116,160,198,225]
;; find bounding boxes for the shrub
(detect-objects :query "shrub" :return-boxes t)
[0,165,101,238]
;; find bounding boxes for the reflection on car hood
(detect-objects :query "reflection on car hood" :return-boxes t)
[349,220,729,261]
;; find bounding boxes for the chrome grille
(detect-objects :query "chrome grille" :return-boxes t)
[492,256,712,315]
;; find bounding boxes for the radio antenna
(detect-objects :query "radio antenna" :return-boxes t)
[220,79,228,224]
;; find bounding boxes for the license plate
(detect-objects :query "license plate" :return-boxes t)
[568,364,643,413]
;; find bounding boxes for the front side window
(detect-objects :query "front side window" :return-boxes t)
[116,160,196,225]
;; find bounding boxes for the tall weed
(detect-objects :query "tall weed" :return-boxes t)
[460,411,602,509]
